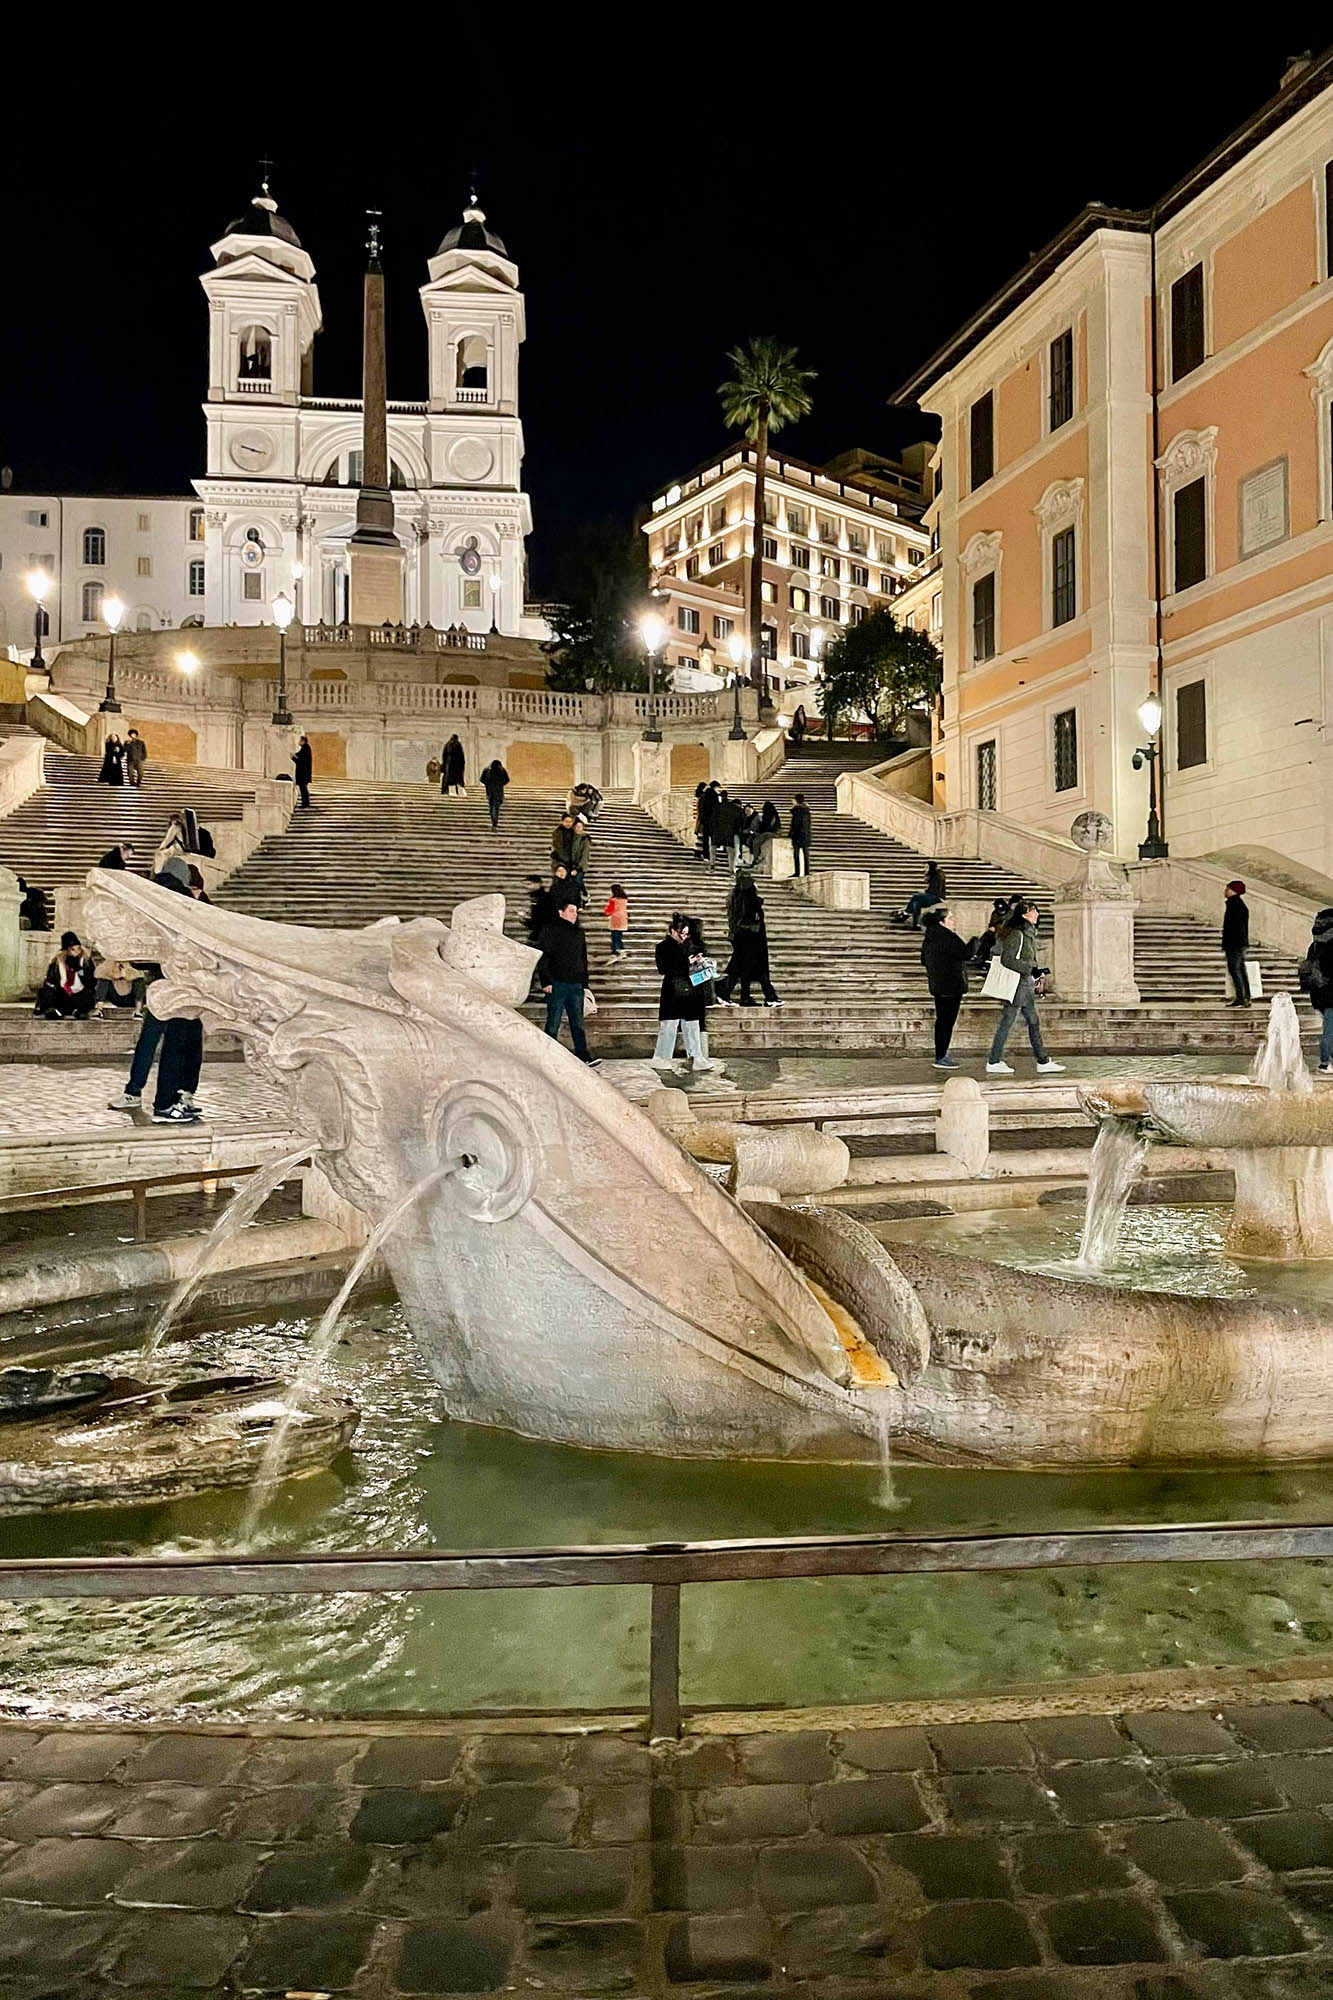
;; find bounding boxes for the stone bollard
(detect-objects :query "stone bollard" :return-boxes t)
[632,738,672,804]
[1052,834,1140,1006]
[791,870,871,911]
[0,870,23,1002]
[936,1075,989,1176]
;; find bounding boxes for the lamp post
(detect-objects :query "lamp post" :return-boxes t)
[26,570,50,673]
[728,632,747,740]
[640,612,665,742]
[271,592,294,727]
[1133,692,1168,860]
[488,568,501,636]
[99,595,125,713]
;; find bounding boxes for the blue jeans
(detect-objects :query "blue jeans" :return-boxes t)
[127,1012,167,1096]
[988,975,1049,1064]
[544,981,588,1059]
[1321,1008,1333,1068]
[609,930,625,955]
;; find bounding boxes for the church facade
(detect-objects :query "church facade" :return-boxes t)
[0,184,541,652]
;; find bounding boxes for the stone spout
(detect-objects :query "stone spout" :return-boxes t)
[81,871,899,1461]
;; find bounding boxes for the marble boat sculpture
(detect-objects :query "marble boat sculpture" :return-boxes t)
[83,878,1333,1468]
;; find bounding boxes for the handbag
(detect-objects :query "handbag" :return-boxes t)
[1246,958,1263,1000]
[689,957,719,987]
[981,957,1020,1003]
[583,989,598,1016]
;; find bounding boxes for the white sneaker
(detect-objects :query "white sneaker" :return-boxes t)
[985,1061,1014,1075]
[107,1090,142,1110]
[1035,1060,1066,1074]
[690,1058,718,1073]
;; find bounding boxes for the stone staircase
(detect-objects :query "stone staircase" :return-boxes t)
[0,750,262,927]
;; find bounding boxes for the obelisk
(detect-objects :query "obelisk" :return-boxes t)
[347,211,405,626]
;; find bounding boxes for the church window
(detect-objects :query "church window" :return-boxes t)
[188,559,205,597]
[462,580,482,609]
[243,572,263,601]
[135,611,152,631]
[237,325,272,380]
[137,512,151,533]
[81,582,104,621]
[348,450,363,487]
[390,460,408,489]
[82,527,105,566]
[456,335,489,394]
[188,509,205,542]
[137,556,152,578]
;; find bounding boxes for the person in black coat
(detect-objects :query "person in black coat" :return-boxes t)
[789,793,812,876]
[715,873,779,1008]
[535,899,597,1065]
[292,736,313,808]
[652,915,715,1071]
[441,734,466,795]
[17,879,48,931]
[1222,880,1251,1006]
[921,908,972,1067]
[97,843,135,870]
[34,933,96,1020]
[713,791,742,868]
[1304,906,1333,1072]
[481,760,509,829]
[97,736,125,786]
[748,800,781,872]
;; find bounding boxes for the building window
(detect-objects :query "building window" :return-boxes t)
[135,611,152,631]
[709,542,725,567]
[188,508,205,542]
[237,324,272,379]
[712,615,734,640]
[1053,708,1078,793]
[1051,525,1076,625]
[136,555,152,578]
[787,507,807,537]
[686,556,700,580]
[82,527,105,566]
[848,530,867,556]
[348,450,363,487]
[25,510,49,528]
[877,537,897,565]
[188,559,205,597]
[137,511,151,533]
[455,333,489,393]
[792,630,810,660]
[761,623,777,659]
[971,572,996,662]
[709,502,726,533]
[762,498,778,526]
[677,606,700,634]
[1173,478,1207,590]
[760,580,776,603]
[970,391,994,489]
[761,535,778,561]
[791,544,810,570]
[976,738,997,811]
[1170,264,1205,381]
[1049,328,1074,430]
[81,581,104,621]
[462,580,482,608]
[850,563,869,588]
[820,594,840,621]
[242,572,263,601]
[1176,678,1208,770]
[851,603,867,625]
[790,587,810,613]
[931,591,942,629]
[820,553,840,579]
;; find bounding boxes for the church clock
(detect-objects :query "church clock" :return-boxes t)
[229,430,276,473]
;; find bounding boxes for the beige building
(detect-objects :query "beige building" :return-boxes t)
[642,447,933,703]
[895,52,1333,874]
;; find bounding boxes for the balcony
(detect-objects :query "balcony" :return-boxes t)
[235,379,272,396]
[453,387,490,406]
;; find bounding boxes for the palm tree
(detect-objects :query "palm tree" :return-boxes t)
[718,338,816,707]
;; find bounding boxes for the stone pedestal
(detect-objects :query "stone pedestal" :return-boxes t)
[347,535,405,627]
[792,871,871,911]
[632,738,672,803]
[936,1075,989,1176]
[1053,854,1140,1006]
[0,870,23,1002]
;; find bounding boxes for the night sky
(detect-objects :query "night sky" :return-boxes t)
[7,29,1329,594]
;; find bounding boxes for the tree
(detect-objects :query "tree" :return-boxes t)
[718,338,815,708]
[819,609,942,740]
[543,519,652,693]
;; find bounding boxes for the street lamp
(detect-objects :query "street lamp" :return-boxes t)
[489,568,502,636]
[1132,692,1168,860]
[728,632,747,740]
[26,569,50,673]
[99,595,125,713]
[176,650,200,677]
[271,592,295,727]
[640,611,665,742]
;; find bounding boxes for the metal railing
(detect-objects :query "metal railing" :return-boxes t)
[1,1521,1326,1740]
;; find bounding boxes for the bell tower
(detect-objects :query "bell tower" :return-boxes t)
[420,192,524,416]
[200,174,321,423]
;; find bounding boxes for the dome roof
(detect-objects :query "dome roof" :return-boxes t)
[436,202,508,260]
[223,191,303,250]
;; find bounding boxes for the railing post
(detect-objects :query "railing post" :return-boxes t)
[648,1580,682,1741]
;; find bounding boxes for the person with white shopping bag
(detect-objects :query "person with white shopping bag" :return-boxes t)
[1222,880,1256,1008]
[984,902,1065,1076]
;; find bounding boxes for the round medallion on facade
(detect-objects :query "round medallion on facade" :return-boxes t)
[449,437,494,484]
[458,535,482,576]
[229,430,276,473]
[1071,810,1113,852]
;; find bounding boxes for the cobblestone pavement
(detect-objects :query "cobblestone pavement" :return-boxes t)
[0,1063,290,1138]
[4,1706,1333,1995]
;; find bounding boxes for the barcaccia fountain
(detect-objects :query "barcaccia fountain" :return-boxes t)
[84,873,1333,1474]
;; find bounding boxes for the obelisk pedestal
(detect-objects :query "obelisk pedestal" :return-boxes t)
[347,216,404,627]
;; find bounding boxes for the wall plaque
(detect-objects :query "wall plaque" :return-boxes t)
[1239,456,1288,560]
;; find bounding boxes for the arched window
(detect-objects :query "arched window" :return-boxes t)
[188,507,205,542]
[188,558,205,597]
[135,610,152,632]
[81,581,104,622]
[82,527,106,566]
[390,459,408,489]
[456,335,489,392]
[237,325,272,380]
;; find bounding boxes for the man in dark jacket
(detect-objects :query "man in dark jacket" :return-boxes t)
[920,908,971,1068]
[292,736,313,809]
[1305,907,1333,1072]
[97,843,135,870]
[712,791,741,869]
[1222,881,1251,1006]
[536,898,599,1066]
[790,794,812,876]
[482,760,509,830]
[125,729,148,788]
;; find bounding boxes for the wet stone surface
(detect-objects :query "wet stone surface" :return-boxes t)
[3,1705,1333,1993]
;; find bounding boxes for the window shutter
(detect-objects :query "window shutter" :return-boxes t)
[1051,526,1076,625]
[1170,265,1205,381]
[972,572,995,661]
[1049,330,1074,429]
[970,393,994,489]
[1176,679,1207,770]
[1173,479,1207,590]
